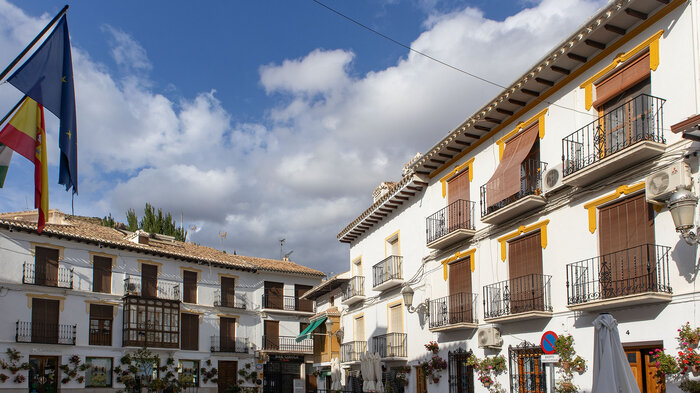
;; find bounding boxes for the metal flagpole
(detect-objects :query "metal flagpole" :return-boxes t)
[0,96,28,127]
[0,5,69,83]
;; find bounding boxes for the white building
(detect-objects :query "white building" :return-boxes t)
[0,210,324,393]
[333,0,700,392]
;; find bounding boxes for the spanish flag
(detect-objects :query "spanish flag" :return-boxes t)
[0,97,48,233]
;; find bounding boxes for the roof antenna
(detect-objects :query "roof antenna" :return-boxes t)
[284,250,294,261]
[218,231,227,250]
[280,238,286,260]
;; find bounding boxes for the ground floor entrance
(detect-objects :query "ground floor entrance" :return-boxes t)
[263,354,304,393]
[218,360,239,393]
[624,345,665,393]
[28,356,58,393]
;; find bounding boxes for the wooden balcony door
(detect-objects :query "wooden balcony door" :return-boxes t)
[448,169,470,232]
[35,247,59,286]
[508,231,544,314]
[31,298,59,344]
[264,281,283,309]
[217,361,238,393]
[220,317,236,352]
[264,320,279,350]
[448,258,472,324]
[295,284,313,312]
[183,270,197,304]
[598,193,656,298]
[141,264,158,298]
[221,277,236,307]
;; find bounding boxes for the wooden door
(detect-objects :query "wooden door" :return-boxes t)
[32,298,59,344]
[447,170,471,232]
[416,365,427,393]
[264,320,279,350]
[599,193,655,298]
[181,313,199,351]
[625,350,644,393]
[306,373,317,393]
[217,361,238,393]
[183,271,197,304]
[93,256,112,293]
[644,351,665,393]
[265,281,284,309]
[220,317,236,352]
[508,231,544,314]
[35,247,59,286]
[28,356,58,393]
[221,277,236,307]
[141,264,158,298]
[448,258,472,323]
[295,284,313,312]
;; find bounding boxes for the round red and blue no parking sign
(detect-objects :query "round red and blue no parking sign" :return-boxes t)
[540,331,558,355]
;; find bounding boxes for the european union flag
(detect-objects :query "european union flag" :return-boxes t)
[8,15,77,194]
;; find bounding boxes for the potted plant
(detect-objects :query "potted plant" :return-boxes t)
[678,323,700,348]
[424,341,439,354]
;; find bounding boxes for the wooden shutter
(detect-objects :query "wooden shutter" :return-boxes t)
[90,304,113,319]
[264,320,279,350]
[295,284,313,312]
[448,258,473,324]
[183,271,197,304]
[93,256,112,293]
[32,298,59,344]
[181,313,199,350]
[448,170,470,205]
[220,277,235,307]
[300,322,309,333]
[389,304,402,333]
[141,264,158,298]
[35,247,59,286]
[264,281,283,309]
[485,124,540,206]
[594,53,651,108]
[220,317,236,351]
[508,231,544,314]
[355,316,365,341]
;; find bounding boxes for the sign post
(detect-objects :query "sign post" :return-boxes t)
[540,331,558,393]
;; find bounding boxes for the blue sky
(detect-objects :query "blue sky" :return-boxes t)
[0,0,605,274]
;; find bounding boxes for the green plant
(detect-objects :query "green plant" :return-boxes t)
[678,323,700,348]
[553,334,587,393]
[200,361,218,384]
[680,380,700,392]
[466,354,507,392]
[59,355,86,384]
[650,349,680,384]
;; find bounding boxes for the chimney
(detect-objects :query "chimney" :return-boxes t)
[127,230,150,245]
[372,182,395,203]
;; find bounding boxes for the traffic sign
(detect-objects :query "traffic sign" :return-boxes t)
[541,354,560,363]
[540,331,558,355]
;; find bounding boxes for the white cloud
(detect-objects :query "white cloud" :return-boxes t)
[101,25,152,73]
[259,49,355,95]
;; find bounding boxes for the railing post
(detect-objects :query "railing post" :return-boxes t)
[15,321,18,342]
[646,244,652,291]
[72,324,76,345]
[69,268,74,289]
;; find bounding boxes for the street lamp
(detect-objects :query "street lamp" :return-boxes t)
[667,187,700,244]
[325,318,343,339]
[401,285,429,316]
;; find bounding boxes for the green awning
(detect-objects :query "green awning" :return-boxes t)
[296,316,327,342]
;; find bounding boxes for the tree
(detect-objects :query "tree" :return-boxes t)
[101,213,116,228]
[101,204,186,242]
[126,209,138,231]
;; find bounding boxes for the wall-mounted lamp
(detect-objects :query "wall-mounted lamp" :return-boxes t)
[667,187,700,244]
[325,318,343,339]
[401,285,429,316]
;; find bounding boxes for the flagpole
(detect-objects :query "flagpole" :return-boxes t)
[0,5,69,83]
[0,96,28,126]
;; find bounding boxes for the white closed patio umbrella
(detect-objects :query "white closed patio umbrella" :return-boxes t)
[373,353,384,393]
[331,358,341,391]
[591,314,641,393]
[364,352,376,392]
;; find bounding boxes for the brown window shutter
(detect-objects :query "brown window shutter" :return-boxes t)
[447,170,470,204]
[221,277,236,307]
[295,285,313,312]
[448,258,472,296]
[32,298,59,343]
[183,271,197,303]
[35,247,59,286]
[485,123,540,206]
[264,281,284,309]
[264,320,279,350]
[93,256,112,293]
[181,313,199,350]
[141,264,158,298]
[508,231,543,279]
[594,53,651,108]
[90,304,113,319]
[220,317,236,351]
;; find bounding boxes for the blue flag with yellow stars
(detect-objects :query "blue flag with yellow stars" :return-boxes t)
[8,15,78,194]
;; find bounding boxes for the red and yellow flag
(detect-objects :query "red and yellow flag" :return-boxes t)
[0,97,48,233]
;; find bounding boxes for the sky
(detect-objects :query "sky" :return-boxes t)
[0,0,607,275]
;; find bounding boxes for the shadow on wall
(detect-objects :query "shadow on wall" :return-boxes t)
[571,305,666,329]
[671,238,699,284]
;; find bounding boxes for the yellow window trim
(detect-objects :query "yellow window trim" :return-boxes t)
[439,157,475,198]
[216,314,239,325]
[580,30,663,110]
[26,294,66,311]
[496,108,548,160]
[497,219,550,262]
[217,272,238,284]
[180,266,202,279]
[88,252,117,268]
[582,181,646,234]
[384,230,401,257]
[84,300,120,315]
[351,256,362,275]
[138,260,163,274]
[441,248,476,281]
[30,242,65,261]
[387,299,404,333]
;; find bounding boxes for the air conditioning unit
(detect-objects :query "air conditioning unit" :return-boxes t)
[126,283,138,293]
[477,327,503,349]
[646,162,692,202]
[542,163,566,195]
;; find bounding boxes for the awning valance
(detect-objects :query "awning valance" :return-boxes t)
[296,316,327,342]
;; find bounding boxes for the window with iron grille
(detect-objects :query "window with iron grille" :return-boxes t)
[509,343,547,393]
[448,348,474,393]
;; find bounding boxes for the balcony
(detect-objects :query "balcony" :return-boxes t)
[262,335,313,353]
[123,276,181,301]
[261,294,314,313]
[16,321,76,345]
[22,262,73,289]
[566,244,672,312]
[426,200,476,249]
[213,290,247,309]
[562,94,666,187]
[371,333,406,359]
[483,273,553,323]
[480,159,547,225]
[429,293,478,332]
[341,276,365,306]
[210,336,249,353]
[372,256,403,291]
[341,341,367,363]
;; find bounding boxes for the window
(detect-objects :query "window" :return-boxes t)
[122,297,179,348]
[34,246,59,286]
[85,357,112,387]
[354,315,365,341]
[183,271,197,303]
[386,234,400,256]
[448,349,474,393]
[141,263,158,298]
[508,231,544,314]
[31,298,59,344]
[89,304,113,346]
[93,256,112,293]
[263,281,284,309]
[220,276,236,307]
[178,360,199,387]
[389,303,403,333]
[447,258,473,324]
[352,257,362,276]
[220,317,237,352]
[180,313,199,351]
[295,285,313,311]
[509,344,546,393]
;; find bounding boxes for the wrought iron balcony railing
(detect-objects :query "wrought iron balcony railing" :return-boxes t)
[123,276,181,300]
[480,159,547,217]
[566,244,672,305]
[426,200,475,244]
[429,292,478,328]
[22,262,73,289]
[213,290,247,309]
[345,276,365,299]
[341,341,367,363]
[262,335,313,353]
[210,336,248,353]
[371,333,407,358]
[483,274,552,319]
[262,294,313,312]
[562,93,665,177]
[372,256,403,288]
[16,321,76,345]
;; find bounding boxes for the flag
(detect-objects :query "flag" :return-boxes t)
[8,15,77,194]
[0,143,12,187]
[0,97,49,232]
